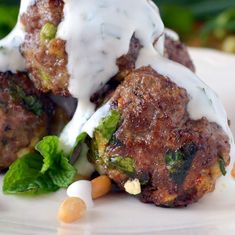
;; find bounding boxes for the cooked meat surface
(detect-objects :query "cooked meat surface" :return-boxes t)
[20,0,194,96]
[164,36,195,72]
[0,72,54,169]
[21,0,69,95]
[90,67,230,207]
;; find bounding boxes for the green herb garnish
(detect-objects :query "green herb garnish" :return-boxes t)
[3,153,59,194]
[218,157,227,176]
[165,151,184,174]
[109,156,135,175]
[10,84,43,116]
[3,136,76,195]
[40,23,57,41]
[165,143,198,185]
[91,109,121,159]
[88,109,121,174]
[95,109,121,142]
[39,69,51,86]
[75,132,88,147]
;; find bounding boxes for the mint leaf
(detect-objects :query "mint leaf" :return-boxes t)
[36,136,61,173]
[3,136,77,195]
[36,136,76,187]
[49,155,76,188]
[27,173,59,194]
[3,153,58,194]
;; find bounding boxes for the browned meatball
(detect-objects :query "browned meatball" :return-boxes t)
[89,67,230,207]
[0,72,54,169]
[20,0,194,96]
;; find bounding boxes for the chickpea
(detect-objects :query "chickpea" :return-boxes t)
[91,175,112,199]
[58,197,86,223]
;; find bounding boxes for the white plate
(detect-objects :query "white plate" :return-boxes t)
[0,48,235,235]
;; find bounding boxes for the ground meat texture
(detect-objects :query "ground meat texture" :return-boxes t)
[21,0,70,96]
[0,72,53,169]
[21,0,195,96]
[164,36,195,72]
[93,67,230,207]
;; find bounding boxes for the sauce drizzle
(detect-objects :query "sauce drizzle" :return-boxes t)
[57,0,233,149]
[0,0,35,72]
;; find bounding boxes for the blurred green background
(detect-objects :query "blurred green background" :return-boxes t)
[0,0,235,53]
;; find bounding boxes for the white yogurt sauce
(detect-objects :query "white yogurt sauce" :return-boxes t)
[81,102,111,137]
[165,28,179,41]
[0,0,35,72]
[58,0,165,149]
[67,180,94,209]
[56,0,233,149]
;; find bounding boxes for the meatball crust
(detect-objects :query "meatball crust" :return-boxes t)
[21,0,195,96]
[0,72,53,169]
[21,0,69,96]
[164,36,195,72]
[93,67,230,207]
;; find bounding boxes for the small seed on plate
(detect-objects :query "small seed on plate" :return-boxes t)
[91,175,112,199]
[58,197,87,223]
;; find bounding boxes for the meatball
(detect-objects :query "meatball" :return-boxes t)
[89,67,230,207]
[0,72,54,169]
[20,0,194,96]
